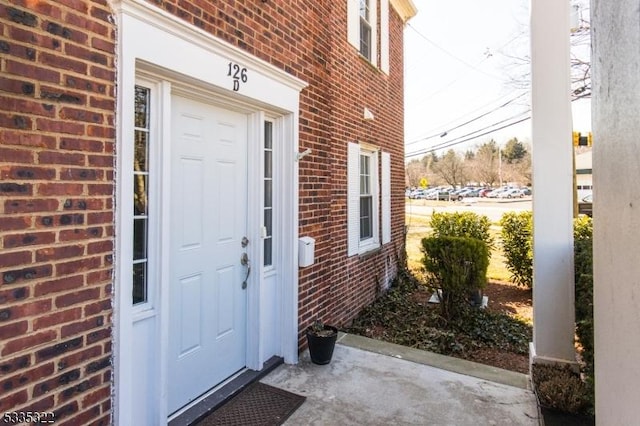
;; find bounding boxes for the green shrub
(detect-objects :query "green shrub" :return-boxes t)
[429,211,494,254]
[532,364,591,415]
[499,211,533,288]
[573,215,594,411]
[421,236,489,320]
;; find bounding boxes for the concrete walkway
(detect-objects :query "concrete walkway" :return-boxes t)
[261,333,540,426]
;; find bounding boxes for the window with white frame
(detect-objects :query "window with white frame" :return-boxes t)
[359,0,372,61]
[133,85,150,305]
[263,120,274,267]
[347,0,390,73]
[348,142,391,256]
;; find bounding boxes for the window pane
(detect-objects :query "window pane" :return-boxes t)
[264,150,272,178]
[133,218,147,260]
[264,208,273,236]
[359,0,369,20]
[264,121,273,149]
[133,175,148,216]
[134,86,150,128]
[134,130,148,172]
[360,196,373,239]
[360,22,371,60]
[133,262,147,305]
[264,180,272,208]
[264,238,272,267]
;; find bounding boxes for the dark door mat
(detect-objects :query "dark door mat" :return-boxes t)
[195,382,306,426]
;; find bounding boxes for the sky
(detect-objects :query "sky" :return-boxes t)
[403,0,592,160]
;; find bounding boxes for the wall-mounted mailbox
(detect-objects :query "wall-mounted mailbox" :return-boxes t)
[298,236,315,267]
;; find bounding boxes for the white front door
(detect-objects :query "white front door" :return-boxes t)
[168,95,248,413]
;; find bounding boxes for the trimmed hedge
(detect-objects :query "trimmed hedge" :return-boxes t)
[499,211,533,288]
[430,211,495,254]
[573,215,594,411]
[421,236,489,320]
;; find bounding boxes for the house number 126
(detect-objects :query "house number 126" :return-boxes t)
[227,62,248,91]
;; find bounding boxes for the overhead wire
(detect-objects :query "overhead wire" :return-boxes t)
[405,91,529,147]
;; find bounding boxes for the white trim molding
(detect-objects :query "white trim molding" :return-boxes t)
[111,1,307,424]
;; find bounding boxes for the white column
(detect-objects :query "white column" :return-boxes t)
[592,1,640,422]
[530,0,576,363]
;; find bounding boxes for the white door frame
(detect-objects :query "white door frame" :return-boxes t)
[112,1,307,424]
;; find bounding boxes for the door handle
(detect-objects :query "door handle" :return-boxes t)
[240,252,251,289]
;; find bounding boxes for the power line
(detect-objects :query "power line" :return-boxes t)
[405,113,531,159]
[405,91,529,146]
[406,23,501,81]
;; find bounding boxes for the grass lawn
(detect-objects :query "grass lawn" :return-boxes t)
[406,212,512,283]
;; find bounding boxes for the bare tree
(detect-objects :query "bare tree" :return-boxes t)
[472,140,500,186]
[432,149,466,187]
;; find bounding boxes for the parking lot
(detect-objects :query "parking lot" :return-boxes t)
[406,198,532,223]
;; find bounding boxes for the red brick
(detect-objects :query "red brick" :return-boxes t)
[0,130,57,148]
[4,198,58,214]
[38,150,86,166]
[1,165,57,180]
[55,288,101,308]
[1,330,57,357]
[37,182,83,196]
[36,118,86,135]
[0,250,32,268]
[81,385,110,409]
[0,362,55,394]
[0,146,34,163]
[60,167,102,180]
[56,345,102,375]
[0,76,36,95]
[5,59,60,83]
[34,307,83,331]
[0,320,29,339]
[0,299,52,322]
[0,354,31,375]
[0,95,56,117]
[60,107,105,124]
[87,183,113,195]
[0,389,29,412]
[87,155,113,168]
[86,239,112,254]
[35,275,84,296]
[56,256,103,276]
[0,216,31,231]
[2,264,53,286]
[84,300,110,316]
[32,368,81,397]
[59,137,105,152]
[36,245,85,262]
[0,286,29,304]
[65,43,108,66]
[3,231,56,249]
[20,395,55,413]
[40,52,87,74]
[59,405,101,426]
[59,227,104,242]
[61,317,105,338]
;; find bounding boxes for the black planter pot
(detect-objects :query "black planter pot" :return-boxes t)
[306,325,338,365]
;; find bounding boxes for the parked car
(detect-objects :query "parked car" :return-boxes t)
[487,188,508,198]
[478,188,493,197]
[578,194,593,217]
[498,188,524,199]
[437,190,452,201]
[519,187,532,196]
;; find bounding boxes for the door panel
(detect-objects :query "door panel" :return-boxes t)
[168,95,248,413]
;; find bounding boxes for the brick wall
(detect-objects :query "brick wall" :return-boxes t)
[0,0,407,419]
[143,1,407,341]
[0,1,115,424]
